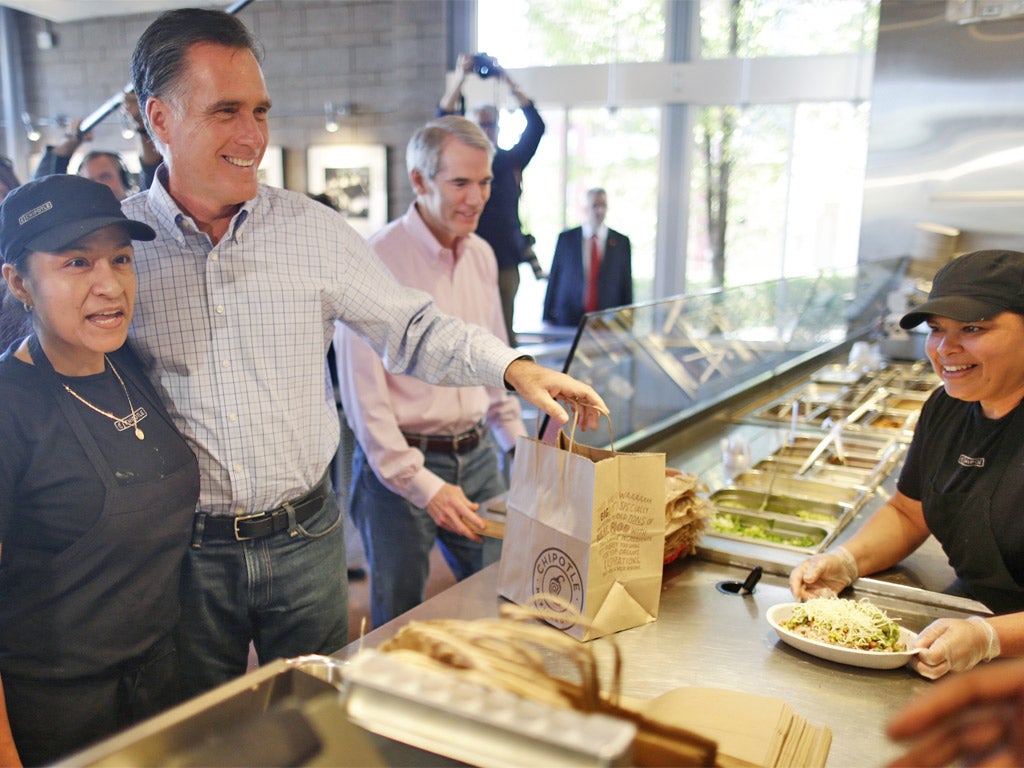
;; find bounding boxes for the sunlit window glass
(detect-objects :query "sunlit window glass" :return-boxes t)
[700,0,879,58]
[478,0,666,67]
[514,106,661,330]
[687,101,869,289]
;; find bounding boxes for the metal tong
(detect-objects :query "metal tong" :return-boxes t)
[846,387,888,425]
[797,418,846,475]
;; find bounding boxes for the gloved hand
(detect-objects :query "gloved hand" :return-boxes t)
[788,546,858,600]
[909,616,1000,680]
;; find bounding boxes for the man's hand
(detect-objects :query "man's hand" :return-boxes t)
[503,358,608,431]
[456,52,474,75]
[123,92,145,131]
[887,658,1024,767]
[54,118,87,158]
[426,483,485,542]
[438,53,475,113]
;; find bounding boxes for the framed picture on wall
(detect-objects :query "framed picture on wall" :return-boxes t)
[307,144,387,238]
[259,145,284,188]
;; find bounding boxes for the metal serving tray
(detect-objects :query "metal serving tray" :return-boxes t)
[710,488,847,529]
[708,509,830,552]
[731,471,864,507]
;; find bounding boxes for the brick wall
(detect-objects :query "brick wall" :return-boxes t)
[17,0,447,216]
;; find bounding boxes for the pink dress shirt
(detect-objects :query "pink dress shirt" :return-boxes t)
[334,203,527,508]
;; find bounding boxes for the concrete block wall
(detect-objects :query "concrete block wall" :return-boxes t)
[15,0,447,217]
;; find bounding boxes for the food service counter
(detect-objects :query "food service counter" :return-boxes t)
[338,558,983,767]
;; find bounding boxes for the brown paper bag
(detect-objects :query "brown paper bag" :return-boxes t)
[498,420,666,640]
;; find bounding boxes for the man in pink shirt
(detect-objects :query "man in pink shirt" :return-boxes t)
[334,116,526,626]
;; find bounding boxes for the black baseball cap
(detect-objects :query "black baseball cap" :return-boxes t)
[899,250,1024,329]
[0,174,155,266]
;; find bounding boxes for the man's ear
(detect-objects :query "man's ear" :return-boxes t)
[146,96,172,145]
[409,168,428,196]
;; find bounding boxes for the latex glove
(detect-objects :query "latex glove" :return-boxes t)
[788,546,858,600]
[909,616,1000,680]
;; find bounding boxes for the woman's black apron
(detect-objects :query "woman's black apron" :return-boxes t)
[0,336,198,764]
[921,400,1024,614]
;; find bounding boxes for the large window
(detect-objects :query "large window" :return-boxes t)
[474,0,878,333]
[686,100,870,290]
[512,106,661,332]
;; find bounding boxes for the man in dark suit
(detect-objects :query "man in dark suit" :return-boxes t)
[543,187,632,327]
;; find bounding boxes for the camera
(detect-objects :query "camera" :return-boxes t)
[471,52,501,79]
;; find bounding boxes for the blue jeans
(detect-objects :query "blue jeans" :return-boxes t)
[176,487,348,698]
[350,439,507,628]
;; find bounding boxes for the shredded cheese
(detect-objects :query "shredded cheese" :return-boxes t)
[784,597,906,652]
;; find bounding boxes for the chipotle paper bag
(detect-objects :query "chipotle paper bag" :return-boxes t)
[498,427,666,640]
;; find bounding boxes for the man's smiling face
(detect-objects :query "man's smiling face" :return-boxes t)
[149,42,270,226]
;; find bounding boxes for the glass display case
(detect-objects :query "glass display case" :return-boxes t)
[534,258,938,561]
[545,259,907,450]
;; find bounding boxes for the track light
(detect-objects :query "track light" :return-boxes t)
[324,101,339,133]
[21,112,41,142]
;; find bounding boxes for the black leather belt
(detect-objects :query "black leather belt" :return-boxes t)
[402,421,487,454]
[196,481,329,542]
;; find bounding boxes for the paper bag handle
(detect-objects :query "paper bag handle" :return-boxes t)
[564,405,616,454]
[535,397,611,444]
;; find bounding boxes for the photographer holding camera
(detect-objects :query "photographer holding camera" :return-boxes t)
[438,52,546,347]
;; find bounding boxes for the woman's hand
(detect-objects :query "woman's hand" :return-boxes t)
[788,546,859,600]
[909,616,1001,680]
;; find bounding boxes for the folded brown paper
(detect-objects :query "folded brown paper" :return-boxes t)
[622,687,831,768]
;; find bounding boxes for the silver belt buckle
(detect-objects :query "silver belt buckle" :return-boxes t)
[233,511,265,541]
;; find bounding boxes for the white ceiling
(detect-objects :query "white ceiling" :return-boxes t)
[1,1,256,23]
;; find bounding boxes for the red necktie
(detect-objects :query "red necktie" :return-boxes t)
[584,235,599,313]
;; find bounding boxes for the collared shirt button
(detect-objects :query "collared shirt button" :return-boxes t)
[229,413,238,422]
[209,252,218,261]
[222,359,231,369]
[216,305,225,314]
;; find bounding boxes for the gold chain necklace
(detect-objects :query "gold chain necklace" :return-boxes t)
[61,355,146,440]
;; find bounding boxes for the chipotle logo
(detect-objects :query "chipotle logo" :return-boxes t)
[531,547,584,628]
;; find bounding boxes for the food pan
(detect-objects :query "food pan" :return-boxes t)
[770,444,880,468]
[750,401,828,423]
[710,488,846,527]
[811,364,865,385]
[754,458,874,486]
[731,471,863,505]
[793,381,849,405]
[709,510,828,552]
[881,394,929,412]
[863,410,914,431]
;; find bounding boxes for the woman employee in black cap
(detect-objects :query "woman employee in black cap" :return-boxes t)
[790,249,1024,680]
[0,175,199,765]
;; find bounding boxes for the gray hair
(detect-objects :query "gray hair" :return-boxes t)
[130,8,262,135]
[406,116,494,181]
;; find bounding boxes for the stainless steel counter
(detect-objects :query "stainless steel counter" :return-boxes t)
[340,558,982,767]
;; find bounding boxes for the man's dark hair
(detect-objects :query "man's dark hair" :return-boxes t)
[130,8,262,128]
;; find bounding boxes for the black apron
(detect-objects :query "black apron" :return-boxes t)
[1,338,198,763]
[923,488,1024,613]
[920,400,1024,614]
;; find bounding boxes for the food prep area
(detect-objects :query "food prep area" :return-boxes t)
[697,361,940,559]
